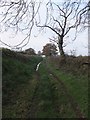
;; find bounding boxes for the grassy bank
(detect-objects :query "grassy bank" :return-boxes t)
[36,62,76,118]
[2,48,42,118]
[2,49,88,118]
[26,61,77,118]
[46,56,88,117]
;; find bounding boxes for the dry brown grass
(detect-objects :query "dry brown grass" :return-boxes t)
[48,55,88,76]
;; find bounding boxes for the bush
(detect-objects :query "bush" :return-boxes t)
[48,55,88,75]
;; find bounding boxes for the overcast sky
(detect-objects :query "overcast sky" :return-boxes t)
[0,0,88,56]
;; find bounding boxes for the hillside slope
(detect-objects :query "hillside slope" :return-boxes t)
[46,56,88,118]
[2,48,42,118]
[2,49,88,118]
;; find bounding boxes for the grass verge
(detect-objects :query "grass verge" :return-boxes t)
[34,62,76,118]
[2,49,42,118]
[46,57,88,117]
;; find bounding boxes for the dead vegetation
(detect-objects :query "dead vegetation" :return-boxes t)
[48,55,88,76]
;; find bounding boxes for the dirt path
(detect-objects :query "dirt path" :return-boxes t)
[27,71,40,118]
[25,60,85,118]
[26,62,61,118]
[45,60,85,118]
[27,71,60,118]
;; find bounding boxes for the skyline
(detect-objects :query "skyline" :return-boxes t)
[0,0,88,56]
[0,27,88,56]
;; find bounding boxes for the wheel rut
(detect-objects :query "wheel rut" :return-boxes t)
[45,61,85,118]
[27,71,40,118]
[27,60,85,118]
[27,62,61,118]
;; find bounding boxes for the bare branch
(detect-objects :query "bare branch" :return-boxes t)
[0,39,12,48]
[0,0,41,48]
[36,23,61,37]
[52,16,63,30]
[36,0,88,56]
[52,2,65,15]
[49,37,58,44]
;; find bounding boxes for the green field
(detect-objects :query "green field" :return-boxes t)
[2,49,88,118]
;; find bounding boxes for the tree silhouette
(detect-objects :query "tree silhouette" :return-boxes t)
[0,0,88,52]
[36,0,88,56]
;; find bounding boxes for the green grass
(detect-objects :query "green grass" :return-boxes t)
[55,71,88,116]
[30,63,58,118]
[32,62,76,118]
[46,58,88,117]
[2,49,88,118]
[2,49,42,118]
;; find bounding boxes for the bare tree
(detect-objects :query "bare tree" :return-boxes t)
[36,0,89,56]
[0,0,41,49]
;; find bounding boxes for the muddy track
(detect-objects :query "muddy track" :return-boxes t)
[27,60,85,118]
[45,61,85,118]
[27,63,61,118]
[27,71,40,118]
[27,71,60,118]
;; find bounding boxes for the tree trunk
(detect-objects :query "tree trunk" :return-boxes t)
[58,36,65,56]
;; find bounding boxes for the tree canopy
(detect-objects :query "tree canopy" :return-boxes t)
[42,43,58,56]
[25,48,36,55]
